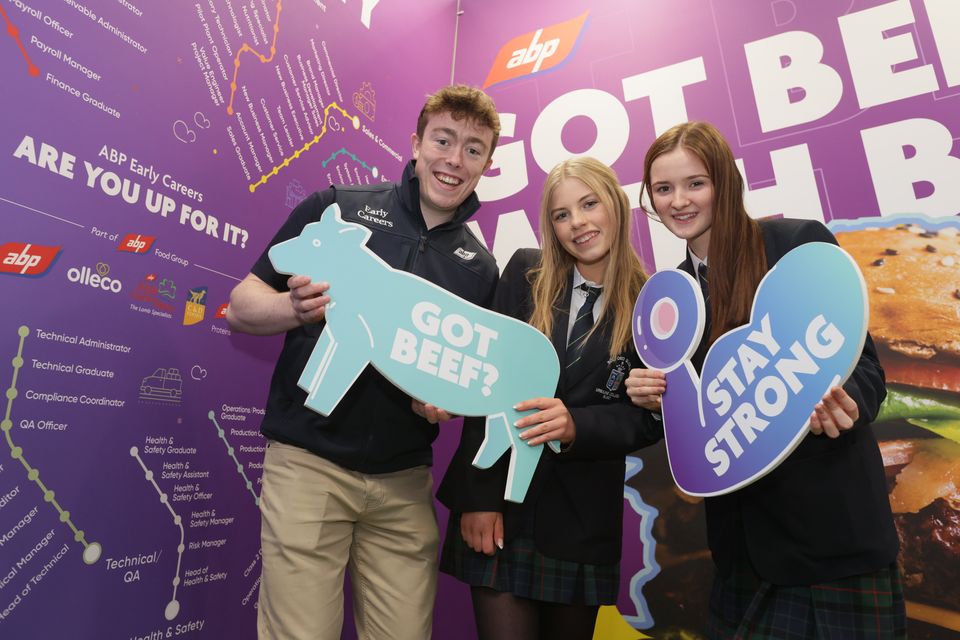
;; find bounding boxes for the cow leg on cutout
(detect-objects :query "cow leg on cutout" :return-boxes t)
[298,322,371,416]
[472,411,543,503]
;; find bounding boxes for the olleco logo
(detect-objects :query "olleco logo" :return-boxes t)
[482,12,589,89]
[117,234,156,254]
[67,262,123,293]
[0,242,61,276]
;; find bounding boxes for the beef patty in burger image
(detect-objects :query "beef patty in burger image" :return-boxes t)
[834,216,960,639]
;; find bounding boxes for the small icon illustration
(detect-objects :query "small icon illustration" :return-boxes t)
[139,367,183,403]
[158,278,176,300]
[352,82,376,121]
[286,179,307,209]
[173,120,197,144]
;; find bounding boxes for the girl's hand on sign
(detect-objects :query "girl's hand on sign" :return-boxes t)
[514,397,576,447]
[809,386,859,438]
[411,399,454,424]
[626,368,666,411]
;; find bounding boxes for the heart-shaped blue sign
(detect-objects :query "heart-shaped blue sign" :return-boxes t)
[633,242,868,496]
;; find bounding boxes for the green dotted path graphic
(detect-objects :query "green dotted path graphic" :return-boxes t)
[129,446,183,621]
[320,146,379,178]
[3,325,101,565]
[207,411,260,506]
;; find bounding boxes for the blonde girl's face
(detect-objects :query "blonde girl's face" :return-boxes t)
[649,146,715,260]
[549,177,613,283]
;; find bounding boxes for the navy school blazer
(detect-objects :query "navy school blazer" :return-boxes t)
[690,218,898,585]
[437,248,662,565]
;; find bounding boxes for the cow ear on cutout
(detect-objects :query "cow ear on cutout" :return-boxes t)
[320,203,344,228]
[317,202,370,243]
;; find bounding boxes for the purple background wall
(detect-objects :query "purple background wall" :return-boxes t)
[0,1,455,638]
[459,2,959,638]
[1,0,958,638]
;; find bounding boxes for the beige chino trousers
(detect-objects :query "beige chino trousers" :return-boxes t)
[257,441,439,639]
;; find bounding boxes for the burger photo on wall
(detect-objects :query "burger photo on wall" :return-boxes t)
[834,215,960,639]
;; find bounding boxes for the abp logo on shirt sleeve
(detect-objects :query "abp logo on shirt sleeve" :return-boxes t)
[482,12,589,89]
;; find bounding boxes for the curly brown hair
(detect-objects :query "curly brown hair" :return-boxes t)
[416,85,501,159]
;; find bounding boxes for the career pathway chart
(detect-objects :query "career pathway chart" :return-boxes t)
[0,0,422,636]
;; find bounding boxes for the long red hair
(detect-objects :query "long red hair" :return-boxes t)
[640,121,767,342]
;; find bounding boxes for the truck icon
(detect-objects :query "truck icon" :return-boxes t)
[139,367,183,402]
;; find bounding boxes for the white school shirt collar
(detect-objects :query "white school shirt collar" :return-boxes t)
[567,267,605,342]
[689,249,708,274]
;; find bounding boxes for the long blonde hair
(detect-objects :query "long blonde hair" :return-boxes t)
[528,157,648,359]
[639,122,767,342]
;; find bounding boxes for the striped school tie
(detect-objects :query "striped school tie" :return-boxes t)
[566,284,601,368]
[698,262,709,306]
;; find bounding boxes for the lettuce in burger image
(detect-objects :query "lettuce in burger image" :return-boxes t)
[834,215,960,638]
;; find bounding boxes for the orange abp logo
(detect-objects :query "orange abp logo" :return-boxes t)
[482,12,589,89]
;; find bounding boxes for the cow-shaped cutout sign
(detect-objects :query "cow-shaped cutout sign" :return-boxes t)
[632,242,868,496]
[269,204,561,502]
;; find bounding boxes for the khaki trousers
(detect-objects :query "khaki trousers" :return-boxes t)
[257,441,439,639]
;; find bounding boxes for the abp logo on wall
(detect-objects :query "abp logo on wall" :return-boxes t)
[1,242,62,277]
[117,234,156,254]
[482,12,589,89]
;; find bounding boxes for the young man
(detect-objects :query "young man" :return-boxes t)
[227,85,501,640]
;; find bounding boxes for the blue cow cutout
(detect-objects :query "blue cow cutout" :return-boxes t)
[268,204,561,502]
[632,242,868,496]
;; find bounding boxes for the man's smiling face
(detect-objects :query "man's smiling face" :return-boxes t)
[411,111,494,225]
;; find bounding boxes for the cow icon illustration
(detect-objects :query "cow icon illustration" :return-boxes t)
[268,204,561,502]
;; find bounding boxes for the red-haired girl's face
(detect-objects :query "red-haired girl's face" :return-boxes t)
[649,147,715,259]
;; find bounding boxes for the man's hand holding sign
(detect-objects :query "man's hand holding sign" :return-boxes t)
[268,204,561,502]
[631,242,869,496]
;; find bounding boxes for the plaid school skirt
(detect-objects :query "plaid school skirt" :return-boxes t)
[705,560,907,639]
[439,511,620,606]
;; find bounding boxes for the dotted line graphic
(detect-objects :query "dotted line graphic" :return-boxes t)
[2,325,101,565]
[248,102,361,193]
[206,411,259,506]
[129,446,183,621]
[226,0,283,116]
[320,147,379,178]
